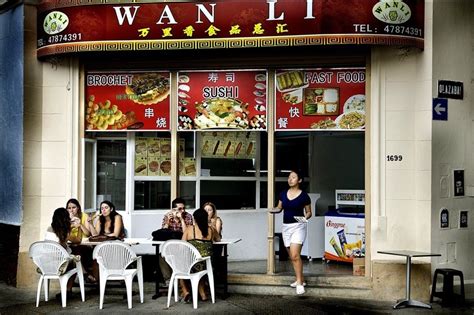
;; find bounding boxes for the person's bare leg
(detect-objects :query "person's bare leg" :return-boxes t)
[288,243,304,284]
[198,282,208,300]
[179,279,190,298]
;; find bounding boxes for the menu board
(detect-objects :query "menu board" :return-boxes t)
[201,131,256,159]
[134,137,196,176]
[85,72,171,131]
[177,70,267,131]
[275,68,366,131]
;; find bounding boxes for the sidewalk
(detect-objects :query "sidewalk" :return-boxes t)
[0,281,473,314]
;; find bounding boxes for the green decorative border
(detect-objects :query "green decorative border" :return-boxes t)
[38,34,423,57]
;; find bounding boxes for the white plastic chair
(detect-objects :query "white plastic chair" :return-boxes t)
[29,240,85,307]
[92,241,144,309]
[161,239,215,309]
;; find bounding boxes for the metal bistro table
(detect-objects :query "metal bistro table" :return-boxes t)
[378,250,441,309]
[152,238,241,300]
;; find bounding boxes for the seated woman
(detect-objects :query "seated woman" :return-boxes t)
[203,202,223,237]
[67,198,91,244]
[89,200,125,239]
[66,198,95,283]
[44,207,76,297]
[180,207,221,303]
[89,200,125,281]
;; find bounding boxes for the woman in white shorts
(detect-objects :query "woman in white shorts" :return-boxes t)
[270,170,312,295]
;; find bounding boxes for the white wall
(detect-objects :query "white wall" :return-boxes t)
[128,210,268,260]
[370,1,433,260]
[431,0,474,282]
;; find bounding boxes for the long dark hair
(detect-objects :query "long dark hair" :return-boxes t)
[99,200,118,233]
[193,208,209,238]
[51,207,71,244]
[66,198,82,218]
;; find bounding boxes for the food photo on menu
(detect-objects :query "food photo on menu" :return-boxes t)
[201,131,257,160]
[85,72,171,131]
[133,136,196,177]
[177,70,268,131]
[274,68,366,131]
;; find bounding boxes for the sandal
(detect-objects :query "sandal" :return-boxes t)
[85,274,97,284]
[182,293,191,304]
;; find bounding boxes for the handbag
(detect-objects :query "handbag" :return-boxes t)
[88,235,119,242]
[151,228,183,241]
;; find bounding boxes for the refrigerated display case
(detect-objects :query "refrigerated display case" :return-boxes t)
[324,190,365,263]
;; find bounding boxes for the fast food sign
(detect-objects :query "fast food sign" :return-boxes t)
[177,70,267,131]
[85,72,171,131]
[275,68,366,131]
[37,0,424,57]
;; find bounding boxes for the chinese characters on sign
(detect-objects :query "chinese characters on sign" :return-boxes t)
[85,72,171,131]
[275,68,366,131]
[177,70,267,130]
[37,0,425,57]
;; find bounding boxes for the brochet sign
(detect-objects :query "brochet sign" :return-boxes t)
[37,0,425,57]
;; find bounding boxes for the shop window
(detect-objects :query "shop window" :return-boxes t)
[134,181,170,210]
[96,139,126,210]
[199,131,257,177]
[200,180,256,210]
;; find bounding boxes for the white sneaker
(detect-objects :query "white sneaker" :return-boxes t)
[296,284,305,295]
[290,281,306,288]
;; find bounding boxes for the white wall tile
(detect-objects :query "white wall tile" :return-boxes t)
[415,170,431,201]
[42,113,67,141]
[384,52,418,83]
[41,169,67,196]
[24,85,43,115]
[385,140,415,170]
[386,111,415,140]
[43,86,70,114]
[23,140,42,169]
[42,62,70,87]
[415,110,432,141]
[415,141,432,171]
[23,113,42,142]
[414,80,433,111]
[414,200,432,249]
[385,199,416,247]
[385,82,414,111]
[42,142,68,169]
[386,170,415,200]
[23,168,42,197]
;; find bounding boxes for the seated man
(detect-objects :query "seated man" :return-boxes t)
[159,197,193,283]
[162,197,193,233]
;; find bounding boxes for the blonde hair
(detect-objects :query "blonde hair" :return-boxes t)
[203,202,217,219]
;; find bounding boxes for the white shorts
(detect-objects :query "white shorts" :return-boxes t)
[282,222,307,247]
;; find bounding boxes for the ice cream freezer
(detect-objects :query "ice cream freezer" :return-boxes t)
[324,211,365,263]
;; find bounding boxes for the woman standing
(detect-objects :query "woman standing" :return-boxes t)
[203,202,223,237]
[66,198,91,244]
[90,200,125,239]
[269,170,312,295]
[180,207,221,303]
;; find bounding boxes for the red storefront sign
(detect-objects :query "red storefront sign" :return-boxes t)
[177,70,267,130]
[275,68,365,131]
[85,72,171,131]
[37,0,425,57]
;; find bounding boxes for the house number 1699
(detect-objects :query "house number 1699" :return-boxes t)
[387,155,403,161]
